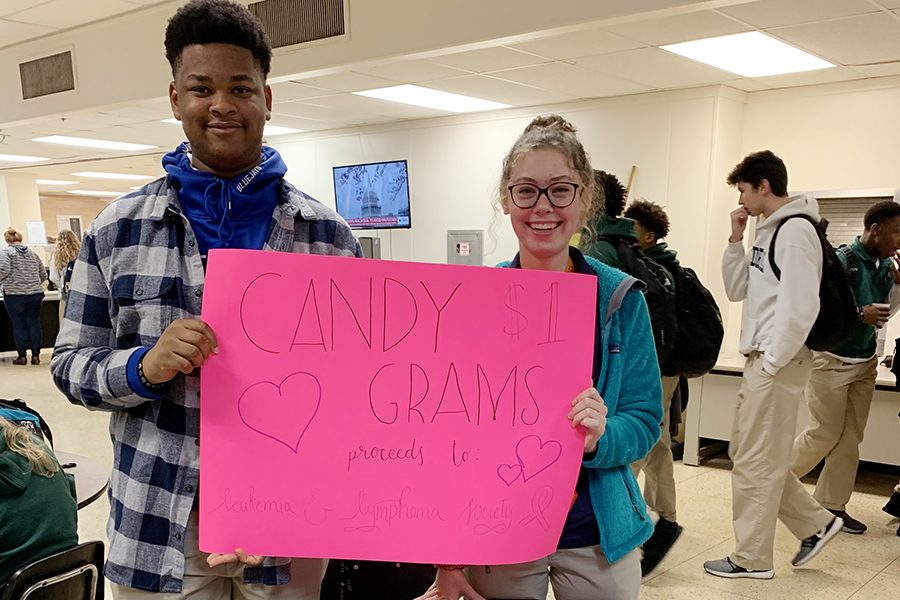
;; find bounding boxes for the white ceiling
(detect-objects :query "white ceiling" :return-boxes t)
[3,0,900,197]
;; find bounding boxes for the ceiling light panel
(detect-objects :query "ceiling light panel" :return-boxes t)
[353,85,511,112]
[32,135,156,151]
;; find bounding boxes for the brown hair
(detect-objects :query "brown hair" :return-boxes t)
[53,230,81,273]
[4,227,23,244]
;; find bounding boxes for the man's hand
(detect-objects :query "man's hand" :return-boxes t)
[729,207,749,243]
[861,304,891,328]
[890,250,900,284]
[207,549,264,569]
[568,386,608,454]
[142,319,218,384]
[431,568,485,600]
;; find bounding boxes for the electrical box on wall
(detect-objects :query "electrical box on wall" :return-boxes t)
[447,230,483,266]
[358,236,381,259]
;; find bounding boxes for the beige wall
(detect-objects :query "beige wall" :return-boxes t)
[39,194,108,238]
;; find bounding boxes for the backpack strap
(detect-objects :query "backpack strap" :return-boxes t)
[768,214,821,280]
[836,245,860,289]
[0,398,53,448]
[605,276,643,325]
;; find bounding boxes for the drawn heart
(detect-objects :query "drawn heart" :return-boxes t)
[497,463,523,486]
[237,372,321,453]
[515,435,562,482]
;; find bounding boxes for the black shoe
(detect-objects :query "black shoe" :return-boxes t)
[641,518,683,576]
[12,356,26,365]
[884,491,900,519]
[792,516,843,567]
[827,508,866,534]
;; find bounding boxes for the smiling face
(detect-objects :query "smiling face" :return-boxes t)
[169,43,272,179]
[502,148,586,269]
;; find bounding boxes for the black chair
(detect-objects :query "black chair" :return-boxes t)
[0,541,105,600]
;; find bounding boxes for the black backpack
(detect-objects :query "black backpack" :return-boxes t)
[0,398,54,447]
[598,235,677,363]
[661,265,724,378]
[768,215,858,352]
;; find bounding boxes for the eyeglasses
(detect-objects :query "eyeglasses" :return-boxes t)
[507,182,580,209]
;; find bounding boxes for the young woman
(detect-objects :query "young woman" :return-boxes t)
[49,229,81,320]
[0,227,48,365]
[0,415,78,584]
[426,115,662,600]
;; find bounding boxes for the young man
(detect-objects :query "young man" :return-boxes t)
[705,150,841,580]
[582,170,636,268]
[622,200,683,575]
[50,1,360,597]
[791,201,900,534]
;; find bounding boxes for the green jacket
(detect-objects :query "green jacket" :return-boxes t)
[0,432,78,583]
[582,215,638,269]
[830,237,896,359]
[644,242,680,292]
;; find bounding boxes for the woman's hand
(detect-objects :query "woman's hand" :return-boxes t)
[426,567,485,600]
[568,386,608,454]
[206,549,264,569]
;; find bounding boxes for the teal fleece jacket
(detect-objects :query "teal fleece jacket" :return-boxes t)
[499,254,662,562]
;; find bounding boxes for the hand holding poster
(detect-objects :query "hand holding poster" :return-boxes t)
[199,250,597,564]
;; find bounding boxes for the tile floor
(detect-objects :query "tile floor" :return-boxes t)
[3,354,899,599]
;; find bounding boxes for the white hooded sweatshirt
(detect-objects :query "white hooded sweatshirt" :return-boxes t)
[721,194,823,375]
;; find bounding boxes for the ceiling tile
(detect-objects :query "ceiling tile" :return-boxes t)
[854,61,900,77]
[426,74,578,107]
[718,0,881,29]
[575,47,737,89]
[773,13,900,65]
[489,62,652,99]
[430,46,551,73]
[355,60,472,83]
[6,0,141,28]
[274,100,394,126]
[509,28,644,60]
[289,72,398,93]
[0,19,56,48]
[604,10,751,45]
[272,81,338,101]
[726,78,770,92]
[297,94,450,120]
[753,65,868,87]
[0,1,50,18]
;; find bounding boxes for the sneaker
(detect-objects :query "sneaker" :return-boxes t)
[30,356,40,365]
[792,516,843,567]
[827,508,866,534]
[12,356,26,365]
[883,491,900,519]
[641,519,683,576]
[703,557,774,580]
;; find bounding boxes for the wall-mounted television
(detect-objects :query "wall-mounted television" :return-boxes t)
[333,159,411,230]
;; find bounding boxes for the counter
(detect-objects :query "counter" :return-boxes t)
[0,291,61,353]
[683,353,900,468]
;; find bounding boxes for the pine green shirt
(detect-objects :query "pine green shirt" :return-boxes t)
[829,237,896,359]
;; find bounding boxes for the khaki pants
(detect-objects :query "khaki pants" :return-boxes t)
[729,352,832,571]
[791,353,876,511]
[632,375,680,521]
[111,512,327,600]
[467,547,640,600]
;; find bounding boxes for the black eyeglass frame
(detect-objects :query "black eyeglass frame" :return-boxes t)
[506,182,581,209]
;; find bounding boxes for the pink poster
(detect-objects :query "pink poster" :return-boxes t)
[199,249,597,565]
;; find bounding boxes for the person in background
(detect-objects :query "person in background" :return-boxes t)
[0,227,48,365]
[791,200,900,534]
[430,114,662,600]
[50,1,360,597]
[622,199,684,575]
[707,150,841,580]
[0,415,78,585]
[580,170,635,267]
[49,229,81,321]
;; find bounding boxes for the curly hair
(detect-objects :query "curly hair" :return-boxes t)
[594,170,627,218]
[497,114,594,222]
[624,199,670,240]
[0,417,58,478]
[52,230,81,273]
[164,0,272,77]
[726,150,788,197]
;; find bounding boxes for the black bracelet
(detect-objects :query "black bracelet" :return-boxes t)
[138,357,165,391]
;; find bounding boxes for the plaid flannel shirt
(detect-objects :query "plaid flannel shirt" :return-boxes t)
[50,176,361,593]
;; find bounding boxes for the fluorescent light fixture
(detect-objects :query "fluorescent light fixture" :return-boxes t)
[0,153,48,163]
[36,179,77,185]
[71,171,155,181]
[67,190,126,197]
[661,32,834,78]
[161,118,301,135]
[32,135,156,152]
[353,84,511,113]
